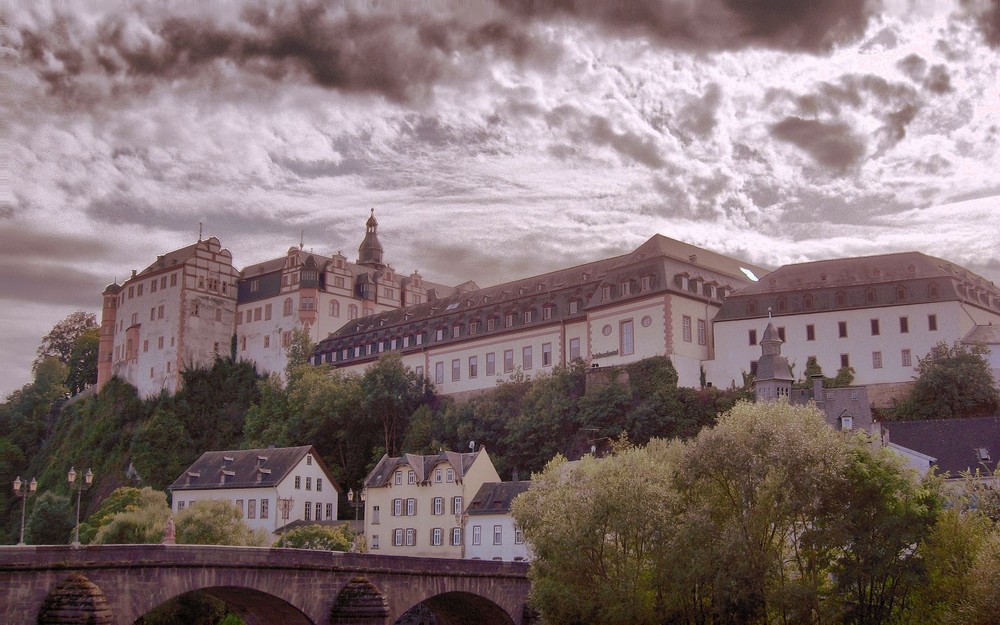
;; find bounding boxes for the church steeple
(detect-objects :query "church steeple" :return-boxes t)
[753,321,794,402]
[358,208,385,268]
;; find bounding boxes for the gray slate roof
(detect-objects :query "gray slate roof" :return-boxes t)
[881,416,1000,476]
[364,449,485,488]
[466,481,532,516]
[169,445,341,492]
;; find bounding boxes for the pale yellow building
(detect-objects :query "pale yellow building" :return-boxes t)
[362,448,500,558]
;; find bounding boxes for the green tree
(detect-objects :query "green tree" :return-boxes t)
[361,353,433,457]
[242,374,292,448]
[131,404,196,490]
[26,491,74,545]
[893,342,1000,420]
[66,327,100,395]
[512,442,681,625]
[78,486,145,544]
[33,311,98,370]
[92,488,171,545]
[274,523,354,551]
[284,327,315,381]
[175,499,267,546]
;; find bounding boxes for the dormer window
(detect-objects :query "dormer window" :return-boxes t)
[836,291,847,306]
[840,416,853,431]
[803,293,814,310]
[641,276,651,291]
[866,288,877,304]
[929,282,940,299]
[602,285,612,300]
[621,281,631,296]
[978,447,991,462]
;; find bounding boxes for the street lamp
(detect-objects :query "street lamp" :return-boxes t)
[12,476,38,545]
[67,466,93,547]
[347,488,366,521]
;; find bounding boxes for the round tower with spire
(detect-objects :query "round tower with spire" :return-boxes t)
[357,208,385,269]
[753,321,795,402]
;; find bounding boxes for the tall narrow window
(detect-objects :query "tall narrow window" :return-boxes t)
[452,358,461,382]
[682,316,692,342]
[806,324,815,341]
[542,342,552,366]
[697,319,706,345]
[928,314,938,331]
[899,316,909,333]
[435,362,444,384]
[569,337,581,360]
[523,346,533,370]
[749,329,757,346]
[873,351,883,369]
[504,349,514,373]
[871,319,880,336]
[621,320,635,355]
[838,321,848,338]
[486,352,496,376]
[469,355,478,378]
[902,349,912,367]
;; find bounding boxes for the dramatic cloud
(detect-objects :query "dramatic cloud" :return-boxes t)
[770,117,867,170]
[961,0,1000,45]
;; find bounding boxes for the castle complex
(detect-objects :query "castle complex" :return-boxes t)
[97,213,1000,401]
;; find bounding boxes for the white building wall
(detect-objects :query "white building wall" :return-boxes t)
[706,301,1000,389]
[465,514,532,562]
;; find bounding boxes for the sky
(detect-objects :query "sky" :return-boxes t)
[2,0,999,398]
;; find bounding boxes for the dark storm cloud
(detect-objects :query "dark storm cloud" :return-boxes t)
[0,224,111,262]
[770,117,866,171]
[961,0,1000,46]
[0,259,104,306]
[499,0,879,51]
[896,54,952,94]
[6,1,553,103]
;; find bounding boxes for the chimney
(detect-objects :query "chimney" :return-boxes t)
[812,374,824,404]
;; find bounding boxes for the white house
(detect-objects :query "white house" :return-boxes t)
[464,481,532,562]
[169,445,342,540]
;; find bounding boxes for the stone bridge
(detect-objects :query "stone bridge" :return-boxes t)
[0,545,532,625]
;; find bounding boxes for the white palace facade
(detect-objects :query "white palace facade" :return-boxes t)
[97,212,1000,400]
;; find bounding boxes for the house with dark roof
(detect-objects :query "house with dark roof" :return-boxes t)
[363,447,500,558]
[169,445,342,541]
[465,481,532,562]
[876,416,1000,478]
[710,252,1000,397]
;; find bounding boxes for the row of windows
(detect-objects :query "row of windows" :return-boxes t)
[394,467,456,485]
[388,496,463,517]
[292,476,324,491]
[435,343,560,384]
[372,525,525,550]
[119,272,180,305]
[749,315,938,345]
[748,284,944,315]
[751,348,915,374]
[681,316,707,346]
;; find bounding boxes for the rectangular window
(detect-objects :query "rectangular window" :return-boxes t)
[295,476,301,489]
[433,497,444,515]
[569,300,579,314]
[150,307,155,321]
[900,316,909,333]
[569,337,581,360]
[928,314,938,331]
[393,529,403,546]
[452,358,461,382]
[236,500,244,518]
[405,528,415,546]
[902,349,912,367]
[393,499,402,516]
[436,328,445,341]
[470,320,479,334]
[523,346,533,370]
[435,362,445,384]
[406,498,416,515]
[432,528,443,546]
[697,319,706,345]
[373,506,380,524]
[493,524,503,545]
[487,318,496,331]
[486,352,496,376]
[170,273,177,287]
[505,313,514,328]
[469,356,478,378]
[542,342,552,366]
[264,336,270,348]
[452,496,463,515]
[316,478,322,492]
[306,477,312,491]
[315,501,323,520]
[873,351,883,369]
[515,526,524,544]
[682,316,692,342]
[473,525,482,546]
[524,310,533,323]
[408,471,415,485]
[841,354,850,368]
[158,336,164,349]
[261,499,269,519]
[749,329,757,345]
[248,499,257,519]
[542,306,552,320]
[178,501,185,511]
[806,324,815,341]
[621,319,635,355]
[838,321,848,338]
[372,534,380,549]
[265,304,272,320]
[504,349,514,373]
[304,502,311,521]
[158,305,164,320]
[143,340,149,353]
[451,528,462,546]
[871,319,880,336]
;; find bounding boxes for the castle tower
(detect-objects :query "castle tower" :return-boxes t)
[753,322,794,402]
[96,282,121,391]
[357,208,385,269]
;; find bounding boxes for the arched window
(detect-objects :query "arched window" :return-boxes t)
[747,300,758,315]
[836,291,847,306]
[928,282,940,299]
[866,288,876,304]
[896,285,906,301]
[777,296,787,313]
[349,304,359,319]
[803,293,814,310]
[283,298,293,316]
[330,300,340,317]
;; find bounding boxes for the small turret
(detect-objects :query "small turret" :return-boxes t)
[753,322,794,402]
[358,208,385,269]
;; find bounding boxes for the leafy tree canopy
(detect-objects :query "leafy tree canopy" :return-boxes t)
[34,311,97,370]
[891,342,1000,420]
[175,499,267,546]
[274,523,354,551]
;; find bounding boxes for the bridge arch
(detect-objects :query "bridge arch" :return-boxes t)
[137,586,314,625]
[396,591,515,625]
[38,574,112,625]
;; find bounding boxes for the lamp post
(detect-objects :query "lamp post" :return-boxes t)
[347,488,366,521]
[67,466,93,547]
[12,476,38,545]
